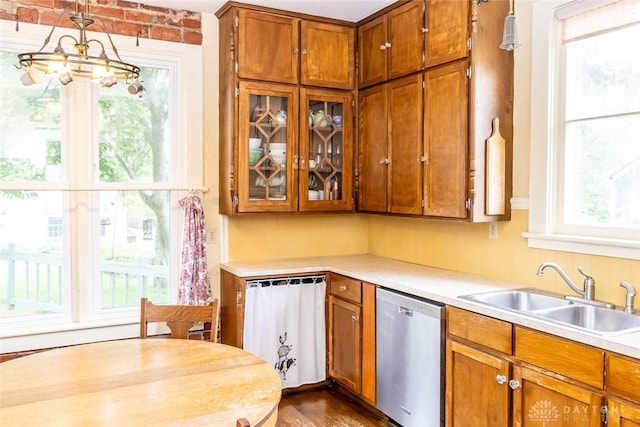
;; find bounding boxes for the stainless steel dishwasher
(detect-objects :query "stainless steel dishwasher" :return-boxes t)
[376,288,444,427]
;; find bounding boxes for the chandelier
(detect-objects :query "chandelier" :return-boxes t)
[17,0,141,89]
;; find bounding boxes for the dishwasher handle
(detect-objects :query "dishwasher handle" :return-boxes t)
[398,306,413,316]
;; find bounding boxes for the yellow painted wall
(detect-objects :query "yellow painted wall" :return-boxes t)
[366,210,639,310]
[227,214,369,261]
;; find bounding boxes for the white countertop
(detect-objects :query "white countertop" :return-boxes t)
[221,254,640,359]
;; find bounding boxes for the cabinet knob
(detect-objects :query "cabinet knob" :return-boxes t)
[379,44,387,50]
[496,375,507,385]
[379,158,390,165]
[296,155,303,170]
[385,42,391,48]
[422,27,428,33]
[339,285,347,292]
[301,49,308,55]
[351,315,359,322]
[508,380,521,389]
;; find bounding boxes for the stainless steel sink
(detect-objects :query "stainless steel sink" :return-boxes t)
[536,304,640,336]
[460,288,572,312]
[460,288,640,336]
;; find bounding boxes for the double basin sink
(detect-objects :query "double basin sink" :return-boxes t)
[460,288,640,336]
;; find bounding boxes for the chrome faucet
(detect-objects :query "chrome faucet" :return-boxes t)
[620,280,636,314]
[536,262,595,300]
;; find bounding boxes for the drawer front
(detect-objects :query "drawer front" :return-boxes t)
[447,306,512,354]
[515,326,605,389]
[607,354,640,403]
[328,273,361,304]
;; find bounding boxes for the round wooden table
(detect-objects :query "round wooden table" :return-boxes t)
[0,339,281,426]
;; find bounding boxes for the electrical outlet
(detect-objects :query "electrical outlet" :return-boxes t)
[488,222,498,240]
[207,229,217,244]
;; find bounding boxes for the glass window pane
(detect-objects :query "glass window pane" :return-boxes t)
[99,191,171,308]
[564,114,640,227]
[97,67,170,184]
[0,51,63,182]
[565,25,640,120]
[0,192,66,319]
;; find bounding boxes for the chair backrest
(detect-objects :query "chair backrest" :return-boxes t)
[140,297,219,342]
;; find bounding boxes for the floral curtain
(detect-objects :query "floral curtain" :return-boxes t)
[177,194,212,305]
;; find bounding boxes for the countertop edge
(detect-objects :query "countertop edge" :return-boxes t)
[220,255,640,359]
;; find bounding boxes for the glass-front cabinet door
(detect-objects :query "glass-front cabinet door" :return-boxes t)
[299,88,353,212]
[237,81,299,212]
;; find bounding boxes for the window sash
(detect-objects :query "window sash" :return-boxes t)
[0,19,204,345]
[527,0,640,260]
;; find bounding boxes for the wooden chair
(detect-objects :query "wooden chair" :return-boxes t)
[140,297,219,342]
[236,418,250,427]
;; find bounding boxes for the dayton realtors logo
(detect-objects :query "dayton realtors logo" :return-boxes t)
[528,400,560,425]
[529,400,602,425]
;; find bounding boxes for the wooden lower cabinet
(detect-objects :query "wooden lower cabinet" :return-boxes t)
[446,340,510,427]
[446,307,640,427]
[608,399,640,427]
[326,273,376,404]
[512,365,603,427]
[328,294,362,393]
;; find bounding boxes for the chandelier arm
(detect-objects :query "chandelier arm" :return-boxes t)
[36,11,73,53]
[58,34,80,48]
[86,38,107,54]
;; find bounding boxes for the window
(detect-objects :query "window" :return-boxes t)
[0,20,203,348]
[528,0,640,259]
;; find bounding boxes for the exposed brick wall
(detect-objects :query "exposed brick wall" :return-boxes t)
[0,0,202,45]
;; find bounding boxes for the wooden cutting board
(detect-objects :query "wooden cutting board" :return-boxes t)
[485,117,506,216]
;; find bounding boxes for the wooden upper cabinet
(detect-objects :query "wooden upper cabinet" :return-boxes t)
[358,76,423,214]
[357,84,388,213]
[358,0,424,88]
[387,1,425,80]
[357,15,387,88]
[388,74,423,215]
[423,60,469,218]
[301,21,355,89]
[236,9,299,84]
[425,0,469,67]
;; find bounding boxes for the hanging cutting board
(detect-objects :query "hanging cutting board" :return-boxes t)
[485,117,506,215]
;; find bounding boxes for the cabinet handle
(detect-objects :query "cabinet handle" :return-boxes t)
[379,158,390,165]
[422,28,428,33]
[339,285,347,292]
[496,375,507,385]
[508,380,521,389]
[296,155,303,170]
[379,44,387,50]
[293,48,299,54]
[385,42,391,48]
[351,315,359,322]
[301,49,307,55]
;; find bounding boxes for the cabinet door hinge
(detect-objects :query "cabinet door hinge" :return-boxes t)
[234,15,239,27]
[235,86,239,97]
[467,37,472,50]
[235,62,239,74]
[421,200,425,208]
[466,66,472,79]
[465,199,471,210]
[601,406,608,424]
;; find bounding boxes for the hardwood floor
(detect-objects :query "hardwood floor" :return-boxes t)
[277,387,393,427]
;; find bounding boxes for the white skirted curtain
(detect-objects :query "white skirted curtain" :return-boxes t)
[243,277,326,389]
[177,194,212,305]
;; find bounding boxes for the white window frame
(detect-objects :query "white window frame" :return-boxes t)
[0,19,203,352]
[525,1,640,260]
